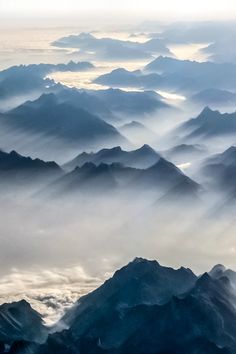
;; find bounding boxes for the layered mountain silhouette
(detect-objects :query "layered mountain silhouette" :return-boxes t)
[0,94,126,149]
[91,88,169,116]
[200,146,236,193]
[55,87,169,123]
[162,144,207,164]
[0,150,62,185]
[174,107,236,143]
[94,57,236,93]
[63,145,160,170]
[0,61,94,82]
[11,258,236,354]
[191,88,236,107]
[53,32,171,61]
[51,156,199,199]
[93,68,165,90]
[144,56,236,92]
[119,121,157,145]
[0,62,94,104]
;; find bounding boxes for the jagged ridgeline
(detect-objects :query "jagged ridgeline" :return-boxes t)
[1,258,236,354]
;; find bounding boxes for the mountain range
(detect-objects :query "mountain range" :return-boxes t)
[55,87,169,123]
[3,258,236,354]
[94,56,236,93]
[0,150,62,186]
[63,145,160,170]
[50,155,200,200]
[0,94,126,150]
[173,107,236,145]
[52,32,171,61]
[200,146,236,193]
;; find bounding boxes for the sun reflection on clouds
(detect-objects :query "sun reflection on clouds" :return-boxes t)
[0,265,103,325]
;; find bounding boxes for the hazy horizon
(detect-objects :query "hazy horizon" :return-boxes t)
[2,0,236,27]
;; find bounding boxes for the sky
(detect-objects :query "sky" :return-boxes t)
[1,0,236,23]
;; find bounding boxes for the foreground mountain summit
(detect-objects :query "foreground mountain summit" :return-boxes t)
[1,258,236,353]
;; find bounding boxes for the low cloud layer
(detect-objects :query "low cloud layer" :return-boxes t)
[0,264,103,325]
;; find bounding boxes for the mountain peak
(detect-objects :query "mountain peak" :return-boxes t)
[78,32,94,40]
[198,106,219,118]
[131,256,160,266]
[201,106,213,114]
[209,264,226,278]
[24,93,58,109]
[139,144,156,153]
[109,146,123,153]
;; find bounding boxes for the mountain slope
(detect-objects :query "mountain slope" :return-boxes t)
[52,156,199,199]
[0,300,47,350]
[200,146,236,193]
[93,68,165,91]
[174,107,236,145]
[37,259,236,354]
[0,94,126,149]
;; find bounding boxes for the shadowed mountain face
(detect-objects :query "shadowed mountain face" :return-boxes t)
[0,94,126,149]
[174,107,236,144]
[0,150,62,186]
[0,61,94,83]
[63,145,160,170]
[95,56,236,93]
[51,156,199,199]
[144,56,236,92]
[0,62,94,83]
[91,88,169,116]
[200,146,236,194]
[55,87,168,124]
[0,299,47,352]
[191,89,236,107]
[28,258,236,354]
[0,62,94,107]
[93,68,166,91]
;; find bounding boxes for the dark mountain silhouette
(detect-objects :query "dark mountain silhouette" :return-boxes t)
[130,157,199,192]
[50,162,118,195]
[0,94,126,148]
[33,258,236,354]
[63,145,160,170]
[0,62,94,104]
[200,146,236,193]
[54,156,199,199]
[175,107,236,142]
[0,150,62,185]
[0,299,47,352]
